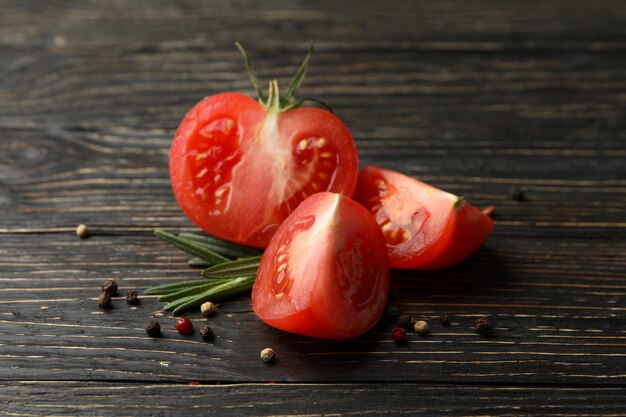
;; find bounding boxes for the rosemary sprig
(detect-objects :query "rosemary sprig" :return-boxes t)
[201,255,262,279]
[165,276,256,315]
[144,278,219,295]
[158,281,222,302]
[146,230,264,314]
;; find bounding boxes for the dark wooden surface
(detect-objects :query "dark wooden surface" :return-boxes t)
[1,1,626,415]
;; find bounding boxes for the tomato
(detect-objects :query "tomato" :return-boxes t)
[169,46,359,248]
[252,192,389,339]
[354,165,494,270]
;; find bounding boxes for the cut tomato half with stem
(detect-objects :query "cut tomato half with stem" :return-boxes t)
[169,44,358,248]
[252,192,390,339]
[354,165,494,270]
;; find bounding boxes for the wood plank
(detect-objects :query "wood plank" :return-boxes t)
[1,382,626,416]
[2,125,625,234]
[0,233,624,384]
[1,0,625,50]
[2,46,626,130]
[1,0,625,402]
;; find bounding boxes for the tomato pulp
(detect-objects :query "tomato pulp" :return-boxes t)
[252,192,389,339]
[354,165,494,269]
[169,92,358,248]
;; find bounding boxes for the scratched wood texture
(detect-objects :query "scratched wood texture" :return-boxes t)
[1,0,626,415]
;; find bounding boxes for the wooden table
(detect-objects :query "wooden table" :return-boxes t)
[1,1,625,415]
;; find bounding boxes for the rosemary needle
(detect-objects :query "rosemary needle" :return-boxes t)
[154,229,229,265]
[201,256,262,279]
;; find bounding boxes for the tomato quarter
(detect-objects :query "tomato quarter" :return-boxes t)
[169,44,358,248]
[252,192,390,339]
[354,165,494,269]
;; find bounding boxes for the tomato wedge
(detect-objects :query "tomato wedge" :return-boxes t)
[354,165,494,269]
[252,192,389,339]
[169,45,358,248]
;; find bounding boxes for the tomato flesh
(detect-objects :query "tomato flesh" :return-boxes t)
[252,192,389,339]
[354,165,494,269]
[170,93,358,248]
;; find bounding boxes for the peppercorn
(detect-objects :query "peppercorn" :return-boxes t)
[440,314,450,325]
[126,290,139,305]
[260,347,275,363]
[199,324,214,342]
[76,224,90,238]
[200,301,217,317]
[414,320,429,335]
[101,279,118,296]
[385,304,399,322]
[145,319,161,337]
[98,292,112,309]
[474,316,492,335]
[396,314,412,331]
[511,187,525,201]
[176,317,194,335]
[391,327,408,344]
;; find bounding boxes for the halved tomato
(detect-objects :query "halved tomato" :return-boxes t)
[252,192,389,339]
[354,165,494,269]
[169,45,359,248]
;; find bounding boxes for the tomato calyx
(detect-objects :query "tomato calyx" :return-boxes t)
[453,195,465,210]
[236,41,325,114]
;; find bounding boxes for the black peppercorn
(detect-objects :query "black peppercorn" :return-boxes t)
[396,314,412,331]
[511,187,525,201]
[126,290,139,305]
[199,324,214,342]
[474,316,492,335]
[101,279,118,296]
[385,304,399,322]
[440,314,450,325]
[98,292,112,309]
[145,319,161,337]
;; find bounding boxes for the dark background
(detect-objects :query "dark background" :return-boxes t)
[1,1,625,415]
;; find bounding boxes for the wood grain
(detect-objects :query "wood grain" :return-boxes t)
[1,0,625,48]
[2,382,626,416]
[0,233,624,384]
[0,0,625,414]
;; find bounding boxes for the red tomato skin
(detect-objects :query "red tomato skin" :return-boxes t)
[169,93,359,248]
[354,165,493,270]
[252,192,389,339]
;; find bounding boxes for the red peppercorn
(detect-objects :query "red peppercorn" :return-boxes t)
[391,326,408,343]
[175,317,194,335]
